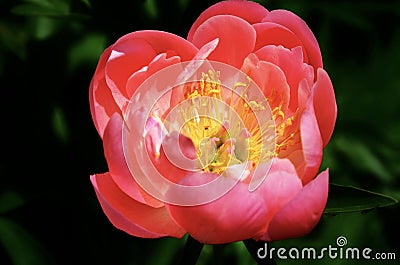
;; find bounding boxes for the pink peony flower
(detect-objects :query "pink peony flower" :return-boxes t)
[89,0,337,244]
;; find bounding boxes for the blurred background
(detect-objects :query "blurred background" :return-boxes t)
[0,0,399,264]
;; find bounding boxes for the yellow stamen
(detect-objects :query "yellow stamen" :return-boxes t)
[179,71,273,174]
[272,106,300,154]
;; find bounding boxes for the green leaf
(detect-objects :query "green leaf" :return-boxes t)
[0,218,55,265]
[334,136,393,183]
[143,0,158,19]
[178,0,190,11]
[146,237,184,265]
[0,191,25,214]
[178,235,204,265]
[52,106,69,143]
[324,183,398,215]
[80,0,92,8]
[11,0,69,17]
[67,33,107,73]
[31,17,59,40]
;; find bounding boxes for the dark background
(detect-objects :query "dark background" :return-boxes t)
[0,0,399,264]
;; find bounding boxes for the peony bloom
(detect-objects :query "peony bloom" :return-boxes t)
[89,0,337,244]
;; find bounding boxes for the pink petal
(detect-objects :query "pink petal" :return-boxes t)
[262,10,323,71]
[91,174,161,238]
[187,0,269,41]
[225,162,252,182]
[103,114,164,208]
[166,173,268,244]
[283,149,305,174]
[241,55,290,111]
[254,45,314,111]
[89,47,121,138]
[263,169,329,241]
[89,75,120,139]
[253,22,304,58]
[299,91,323,184]
[105,31,198,111]
[190,15,256,69]
[91,173,185,238]
[126,53,181,98]
[252,158,303,240]
[297,78,311,111]
[148,131,197,183]
[129,30,197,60]
[106,38,157,110]
[312,68,337,147]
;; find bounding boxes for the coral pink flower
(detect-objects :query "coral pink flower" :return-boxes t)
[90,0,337,244]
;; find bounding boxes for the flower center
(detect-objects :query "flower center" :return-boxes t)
[178,70,275,175]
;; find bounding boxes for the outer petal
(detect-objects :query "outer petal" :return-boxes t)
[187,0,268,41]
[263,169,329,241]
[91,174,161,238]
[103,113,163,208]
[91,173,185,238]
[106,38,157,110]
[252,158,303,241]
[89,46,121,138]
[253,22,304,58]
[127,31,198,60]
[166,173,268,244]
[262,10,323,71]
[190,15,256,69]
[312,68,337,146]
[299,90,323,184]
[105,30,198,111]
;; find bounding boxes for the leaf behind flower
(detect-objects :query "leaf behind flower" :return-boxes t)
[324,183,398,215]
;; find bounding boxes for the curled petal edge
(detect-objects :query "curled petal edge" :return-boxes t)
[260,169,329,241]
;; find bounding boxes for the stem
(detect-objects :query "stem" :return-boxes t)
[213,243,228,263]
[178,235,204,265]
